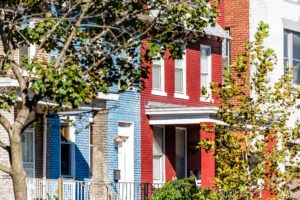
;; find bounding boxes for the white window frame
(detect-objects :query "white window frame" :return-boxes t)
[222,30,230,83]
[175,127,187,179]
[152,126,166,184]
[152,57,167,96]
[284,30,300,86]
[174,46,189,99]
[200,45,212,102]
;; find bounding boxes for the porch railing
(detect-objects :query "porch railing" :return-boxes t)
[27,178,91,200]
[106,182,164,200]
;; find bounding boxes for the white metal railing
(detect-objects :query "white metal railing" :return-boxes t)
[26,178,91,200]
[106,182,164,200]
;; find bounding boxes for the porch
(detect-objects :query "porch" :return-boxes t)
[26,178,165,200]
[143,104,223,186]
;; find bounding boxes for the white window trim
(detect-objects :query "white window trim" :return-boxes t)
[200,45,213,102]
[174,46,189,100]
[285,30,300,87]
[175,127,187,179]
[153,125,166,184]
[152,57,167,96]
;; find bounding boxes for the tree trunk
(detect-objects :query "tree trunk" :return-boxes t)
[10,130,27,200]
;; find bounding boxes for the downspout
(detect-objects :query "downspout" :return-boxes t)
[42,115,47,199]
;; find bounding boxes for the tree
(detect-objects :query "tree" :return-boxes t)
[209,22,300,199]
[0,0,220,199]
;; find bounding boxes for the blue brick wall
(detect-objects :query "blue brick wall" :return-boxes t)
[75,113,91,180]
[107,91,141,183]
[49,114,61,179]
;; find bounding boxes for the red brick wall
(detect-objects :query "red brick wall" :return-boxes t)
[224,0,249,62]
[140,3,225,183]
[200,122,215,187]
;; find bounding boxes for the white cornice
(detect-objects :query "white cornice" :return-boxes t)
[145,106,218,115]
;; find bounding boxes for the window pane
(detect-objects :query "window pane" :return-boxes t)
[293,33,300,60]
[153,127,163,155]
[153,156,162,181]
[152,64,161,90]
[284,58,289,67]
[61,143,71,176]
[201,48,209,73]
[175,68,183,92]
[293,60,300,85]
[201,74,208,90]
[21,131,33,163]
[284,31,288,58]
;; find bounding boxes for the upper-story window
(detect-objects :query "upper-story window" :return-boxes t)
[174,46,189,99]
[284,30,300,85]
[152,57,167,96]
[200,45,212,102]
[222,30,230,82]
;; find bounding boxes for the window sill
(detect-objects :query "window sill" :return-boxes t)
[152,90,167,96]
[200,97,214,103]
[174,93,189,100]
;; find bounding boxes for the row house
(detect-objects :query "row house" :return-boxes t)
[224,0,300,198]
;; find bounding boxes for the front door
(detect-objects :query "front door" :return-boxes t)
[175,128,187,179]
[117,122,134,199]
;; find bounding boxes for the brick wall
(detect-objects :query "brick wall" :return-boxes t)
[200,122,215,187]
[75,113,91,180]
[141,37,223,183]
[106,91,141,183]
[90,110,109,199]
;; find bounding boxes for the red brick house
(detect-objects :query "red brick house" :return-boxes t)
[140,1,230,187]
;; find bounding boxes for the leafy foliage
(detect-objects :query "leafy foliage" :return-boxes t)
[151,177,223,200]
[0,0,220,110]
[208,22,300,199]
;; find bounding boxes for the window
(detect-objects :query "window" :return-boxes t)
[222,30,230,82]
[152,57,167,96]
[21,129,34,178]
[174,46,189,99]
[153,127,164,183]
[61,124,74,177]
[200,45,212,101]
[284,30,300,85]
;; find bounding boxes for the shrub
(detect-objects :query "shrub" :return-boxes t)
[151,177,224,200]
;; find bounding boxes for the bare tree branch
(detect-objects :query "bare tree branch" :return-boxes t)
[0,163,11,175]
[33,6,75,60]
[53,0,91,68]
